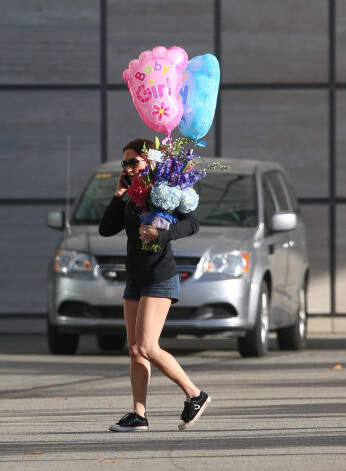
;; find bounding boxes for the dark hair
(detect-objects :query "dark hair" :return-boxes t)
[123,138,155,155]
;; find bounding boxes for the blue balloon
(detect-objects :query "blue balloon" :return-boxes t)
[178,54,220,143]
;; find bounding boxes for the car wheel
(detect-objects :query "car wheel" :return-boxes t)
[97,334,126,351]
[47,319,79,355]
[237,281,270,358]
[276,285,307,351]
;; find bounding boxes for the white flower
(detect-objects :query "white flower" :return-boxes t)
[179,187,199,213]
[151,182,182,211]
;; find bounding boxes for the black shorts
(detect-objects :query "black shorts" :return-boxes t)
[123,274,180,304]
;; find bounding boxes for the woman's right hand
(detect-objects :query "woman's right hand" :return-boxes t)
[114,171,130,198]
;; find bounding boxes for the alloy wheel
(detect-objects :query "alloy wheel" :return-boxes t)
[298,288,307,340]
[260,289,269,346]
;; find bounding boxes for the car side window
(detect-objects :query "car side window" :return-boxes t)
[264,172,291,212]
[279,172,299,213]
[262,178,276,230]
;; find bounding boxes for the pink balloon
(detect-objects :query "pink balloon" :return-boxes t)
[123,46,188,134]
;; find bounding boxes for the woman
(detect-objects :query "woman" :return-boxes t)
[99,138,210,432]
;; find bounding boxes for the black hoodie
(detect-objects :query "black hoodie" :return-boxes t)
[99,196,199,285]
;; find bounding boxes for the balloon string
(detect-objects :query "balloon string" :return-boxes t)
[193,139,206,160]
[162,133,172,146]
[162,133,173,154]
[196,139,206,147]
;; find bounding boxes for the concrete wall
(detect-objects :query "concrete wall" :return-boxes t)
[0,0,345,320]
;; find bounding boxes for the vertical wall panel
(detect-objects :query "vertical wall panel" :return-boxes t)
[336,91,346,197]
[221,90,329,198]
[0,206,62,313]
[107,0,214,83]
[221,0,328,83]
[0,0,99,84]
[336,0,346,81]
[0,91,100,199]
[301,205,331,314]
[336,206,346,313]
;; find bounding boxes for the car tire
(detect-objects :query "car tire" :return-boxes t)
[47,319,79,355]
[96,334,126,351]
[276,284,307,351]
[237,281,270,358]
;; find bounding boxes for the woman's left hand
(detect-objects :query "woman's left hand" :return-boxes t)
[139,224,159,245]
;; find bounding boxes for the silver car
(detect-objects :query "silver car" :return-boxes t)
[47,158,309,357]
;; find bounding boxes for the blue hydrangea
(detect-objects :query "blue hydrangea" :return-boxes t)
[179,187,199,213]
[151,182,182,211]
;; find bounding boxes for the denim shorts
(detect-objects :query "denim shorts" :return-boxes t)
[123,273,180,304]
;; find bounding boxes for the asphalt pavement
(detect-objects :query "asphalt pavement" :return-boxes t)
[0,334,345,470]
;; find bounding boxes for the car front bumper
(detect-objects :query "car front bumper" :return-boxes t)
[48,270,253,336]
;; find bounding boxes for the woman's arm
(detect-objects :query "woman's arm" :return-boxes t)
[99,196,127,237]
[156,211,199,243]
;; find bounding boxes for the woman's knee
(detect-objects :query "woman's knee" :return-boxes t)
[128,343,142,361]
[136,342,159,362]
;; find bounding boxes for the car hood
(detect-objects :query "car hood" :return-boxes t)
[172,226,257,256]
[60,226,128,256]
[60,225,258,257]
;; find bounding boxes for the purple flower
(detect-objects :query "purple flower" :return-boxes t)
[154,159,171,184]
[140,166,149,178]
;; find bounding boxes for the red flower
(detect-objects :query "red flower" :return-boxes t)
[185,163,195,172]
[127,178,152,207]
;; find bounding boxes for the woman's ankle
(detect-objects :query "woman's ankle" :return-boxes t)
[185,388,201,400]
[134,407,146,418]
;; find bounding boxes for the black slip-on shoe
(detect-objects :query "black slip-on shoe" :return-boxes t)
[178,391,211,430]
[109,412,148,432]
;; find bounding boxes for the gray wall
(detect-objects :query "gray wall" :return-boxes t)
[0,0,344,317]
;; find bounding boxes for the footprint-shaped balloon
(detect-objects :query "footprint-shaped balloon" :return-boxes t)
[178,54,220,142]
[123,46,188,135]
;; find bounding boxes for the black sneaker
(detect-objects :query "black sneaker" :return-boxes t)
[109,412,148,432]
[178,391,211,430]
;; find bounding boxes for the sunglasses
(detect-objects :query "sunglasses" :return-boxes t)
[121,158,145,169]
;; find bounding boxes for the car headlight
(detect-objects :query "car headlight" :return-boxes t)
[54,250,95,276]
[195,251,249,279]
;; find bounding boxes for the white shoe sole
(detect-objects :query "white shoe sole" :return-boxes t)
[109,425,148,432]
[178,395,211,431]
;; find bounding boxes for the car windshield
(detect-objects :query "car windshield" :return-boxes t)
[195,173,257,227]
[71,171,258,228]
[71,172,119,225]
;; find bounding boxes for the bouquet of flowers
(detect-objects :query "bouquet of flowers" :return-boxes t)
[127,136,229,252]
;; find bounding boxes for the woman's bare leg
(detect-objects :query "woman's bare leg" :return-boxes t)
[124,299,151,417]
[135,296,200,399]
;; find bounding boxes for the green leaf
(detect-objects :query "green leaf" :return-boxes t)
[138,177,151,186]
[155,136,160,150]
[206,162,231,171]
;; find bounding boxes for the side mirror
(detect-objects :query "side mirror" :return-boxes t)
[271,212,297,232]
[46,209,65,230]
